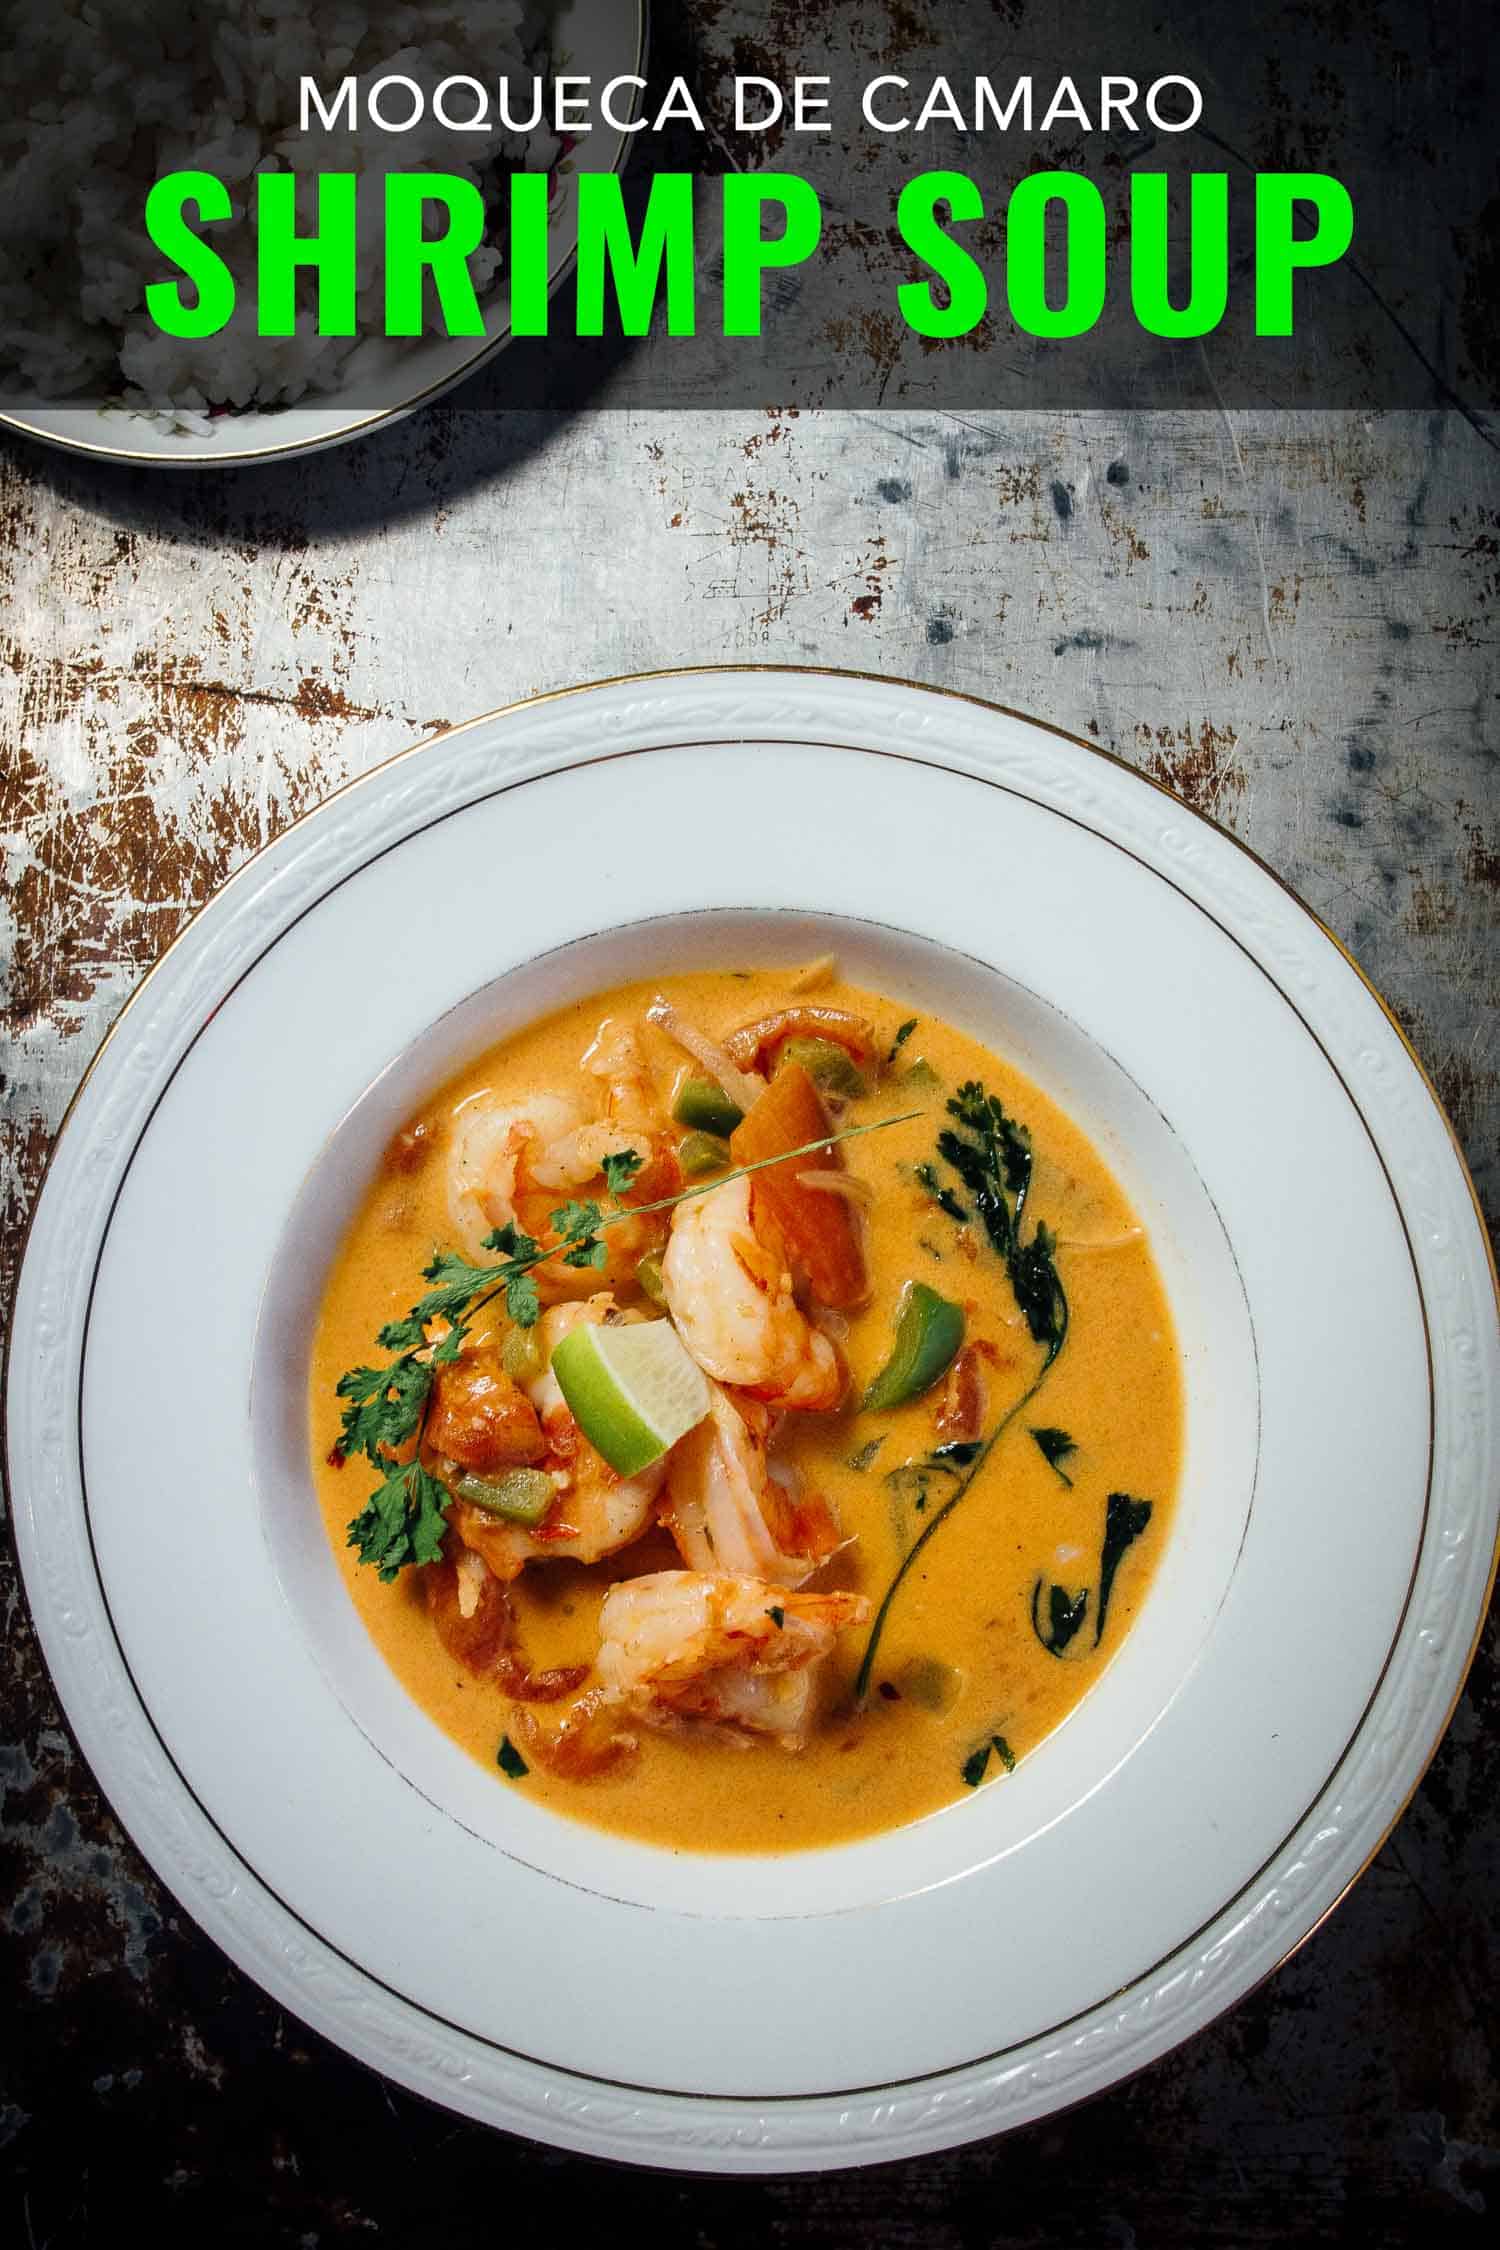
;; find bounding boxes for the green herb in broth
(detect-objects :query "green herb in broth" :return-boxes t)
[937,1083,1068,1357]
[915,1161,968,1225]
[961,1734,1018,1787]
[1029,1493,1156,1660]
[1030,1579,1091,1657]
[1096,1493,1154,1643]
[1030,1426,1078,1486]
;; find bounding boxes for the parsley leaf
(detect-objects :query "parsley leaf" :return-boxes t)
[916,1161,969,1225]
[1030,1426,1078,1486]
[346,1461,450,1583]
[602,1147,645,1196]
[497,1735,530,1780]
[551,1198,610,1271]
[931,1083,1068,1360]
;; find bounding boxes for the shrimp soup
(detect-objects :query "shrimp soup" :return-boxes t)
[310,967,1182,1853]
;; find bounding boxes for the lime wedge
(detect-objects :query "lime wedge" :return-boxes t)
[549,1320,712,1476]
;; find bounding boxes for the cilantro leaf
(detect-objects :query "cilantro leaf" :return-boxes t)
[482,1222,538,1262]
[497,1735,530,1780]
[1009,1222,1067,1355]
[416,1247,507,1324]
[346,1461,449,1583]
[551,1198,602,1243]
[887,1018,919,1064]
[1030,1426,1077,1485]
[930,1084,1068,1361]
[602,1147,644,1196]
[916,1161,968,1225]
[336,1354,433,1467]
[505,1270,541,1327]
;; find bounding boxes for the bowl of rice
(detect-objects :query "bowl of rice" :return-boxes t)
[0,1,645,467]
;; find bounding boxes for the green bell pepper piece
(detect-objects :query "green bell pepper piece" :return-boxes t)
[671,1077,745,1136]
[453,1468,555,1525]
[678,1130,732,1177]
[778,1037,869,1100]
[861,1282,965,1412]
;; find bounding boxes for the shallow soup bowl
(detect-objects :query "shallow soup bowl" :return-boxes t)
[8,669,1496,2167]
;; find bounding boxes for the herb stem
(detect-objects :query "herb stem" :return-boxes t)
[852,1366,1039,1704]
[852,1298,1068,1705]
[622,1109,923,1226]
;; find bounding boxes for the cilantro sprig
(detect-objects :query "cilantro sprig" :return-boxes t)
[932,1082,1067,1362]
[337,1109,918,1582]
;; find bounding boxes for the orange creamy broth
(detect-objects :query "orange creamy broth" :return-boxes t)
[309,968,1182,1852]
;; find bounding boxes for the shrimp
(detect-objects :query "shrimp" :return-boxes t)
[445,1090,584,1265]
[663,1383,843,1586]
[595,1571,871,1746]
[448,1296,665,1581]
[526,1017,665,1189]
[660,1172,844,1410]
[448,1023,678,1297]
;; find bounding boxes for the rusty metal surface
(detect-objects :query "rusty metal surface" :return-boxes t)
[2,402,1497,2238]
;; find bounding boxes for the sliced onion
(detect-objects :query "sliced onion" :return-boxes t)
[1054,1228,1144,1253]
[795,1169,874,1207]
[645,995,765,1107]
[722,1006,877,1073]
[789,955,838,994]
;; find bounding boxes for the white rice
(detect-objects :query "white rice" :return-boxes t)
[0,1,557,423]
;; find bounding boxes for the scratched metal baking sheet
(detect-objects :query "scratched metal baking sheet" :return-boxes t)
[1,360,1496,2250]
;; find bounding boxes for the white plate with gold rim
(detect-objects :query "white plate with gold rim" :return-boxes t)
[7,668,1497,2168]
